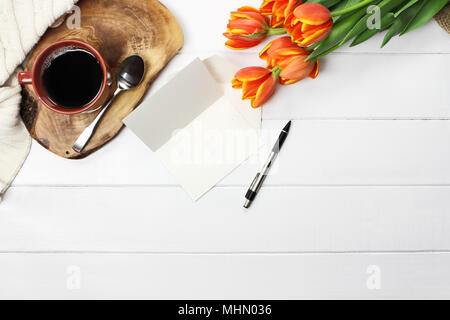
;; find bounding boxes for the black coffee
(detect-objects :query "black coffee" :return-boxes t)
[42,48,103,109]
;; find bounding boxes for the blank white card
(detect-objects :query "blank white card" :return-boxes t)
[124,56,261,200]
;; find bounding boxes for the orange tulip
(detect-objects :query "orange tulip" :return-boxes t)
[260,0,302,28]
[279,55,319,85]
[232,67,278,108]
[260,36,319,85]
[260,36,299,68]
[224,6,270,49]
[285,3,333,46]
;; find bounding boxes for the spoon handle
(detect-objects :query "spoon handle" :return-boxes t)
[72,88,122,153]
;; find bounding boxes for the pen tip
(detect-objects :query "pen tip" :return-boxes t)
[283,121,292,133]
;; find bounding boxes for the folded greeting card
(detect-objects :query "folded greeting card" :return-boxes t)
[124,56,261,200]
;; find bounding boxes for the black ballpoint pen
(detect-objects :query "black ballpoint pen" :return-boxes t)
[244,121,292,209]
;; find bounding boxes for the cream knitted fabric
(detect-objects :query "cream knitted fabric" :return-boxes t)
[0,0,77,199]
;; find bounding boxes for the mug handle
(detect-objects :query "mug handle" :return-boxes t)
[18,71,33,84]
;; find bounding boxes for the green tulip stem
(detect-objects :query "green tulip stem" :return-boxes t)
[272,65,282,78]
[268,27,287,35]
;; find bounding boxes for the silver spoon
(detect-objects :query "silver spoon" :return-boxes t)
[72,55,145,153]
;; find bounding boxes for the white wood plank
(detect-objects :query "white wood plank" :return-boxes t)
[1,252,449,299]
[13,120,450,186]
[162,0,450,54]
[261,53,450,119]
[1,186,450,252]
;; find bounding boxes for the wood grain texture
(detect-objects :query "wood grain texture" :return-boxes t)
[20,0,183,159]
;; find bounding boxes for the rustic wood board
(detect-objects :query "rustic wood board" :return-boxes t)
[20,0,183,159]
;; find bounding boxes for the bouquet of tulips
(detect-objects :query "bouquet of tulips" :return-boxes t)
[225,0,449,108]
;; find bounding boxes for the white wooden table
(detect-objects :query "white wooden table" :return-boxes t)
[1,0,449,299]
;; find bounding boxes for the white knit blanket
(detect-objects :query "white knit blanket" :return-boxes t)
[0,0,77,199]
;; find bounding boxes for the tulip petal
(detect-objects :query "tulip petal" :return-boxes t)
[231,8,268,25]
[299,24,331,46]
[301,22,320,33]
[270,15,285,28]
[273,1,287,16]
[228,18,266,34]
[260,36,297,60]
[285,12,295,28]
[242,74,270,100]
[259,36,309,69]
[226,29,247,35]
[279,78,298,85]
[272,47,309,57]
[279,55,314,84]
[238,6,260,13]
[231,77,243,89]
[261,0,302,26]
[270,36,299,50]
[284,0,302,17]
[224,32,264,42]
[288,24,304,43]
[294,3,332,26]
[301,21,332,38]
[234,67,271,82]
[309,60,320,79]
[260,1,275,15]
[276,54,302,69]
[259,41,274,60]
[225,39,261,49]
[252,74,277,108]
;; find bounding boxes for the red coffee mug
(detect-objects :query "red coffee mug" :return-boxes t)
[18,40,108,115]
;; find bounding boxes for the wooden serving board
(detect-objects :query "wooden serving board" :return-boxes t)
[20,0,183,159]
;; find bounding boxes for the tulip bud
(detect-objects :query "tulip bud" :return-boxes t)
[232,66,278,108]
[224,6,287,50]
[260,36,319,85]
[224,7,271,49]
[285,3,333,47]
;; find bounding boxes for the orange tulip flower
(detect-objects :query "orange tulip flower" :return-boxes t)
[278,55,319,85]
[224,6,288,49]
[260,0,302,28]
[260,36,299,68]
[232,67,278,108]
[224,6,270,49]
[285,3,333,46]
[260,36,319,85]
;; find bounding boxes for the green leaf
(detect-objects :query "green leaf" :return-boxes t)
[332,0,367,22]
[394,0,419,17]
[339,0,407,45]
[330,0,347,11]
[331,0,379,16]
[313,43,342,60]
[306,5,370,61]
[305,0,343,8]
[333,0,360,10]
[381,0,426,47]
[308,41,321,50]
[350,12,395,46]
[401,0,449,35]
